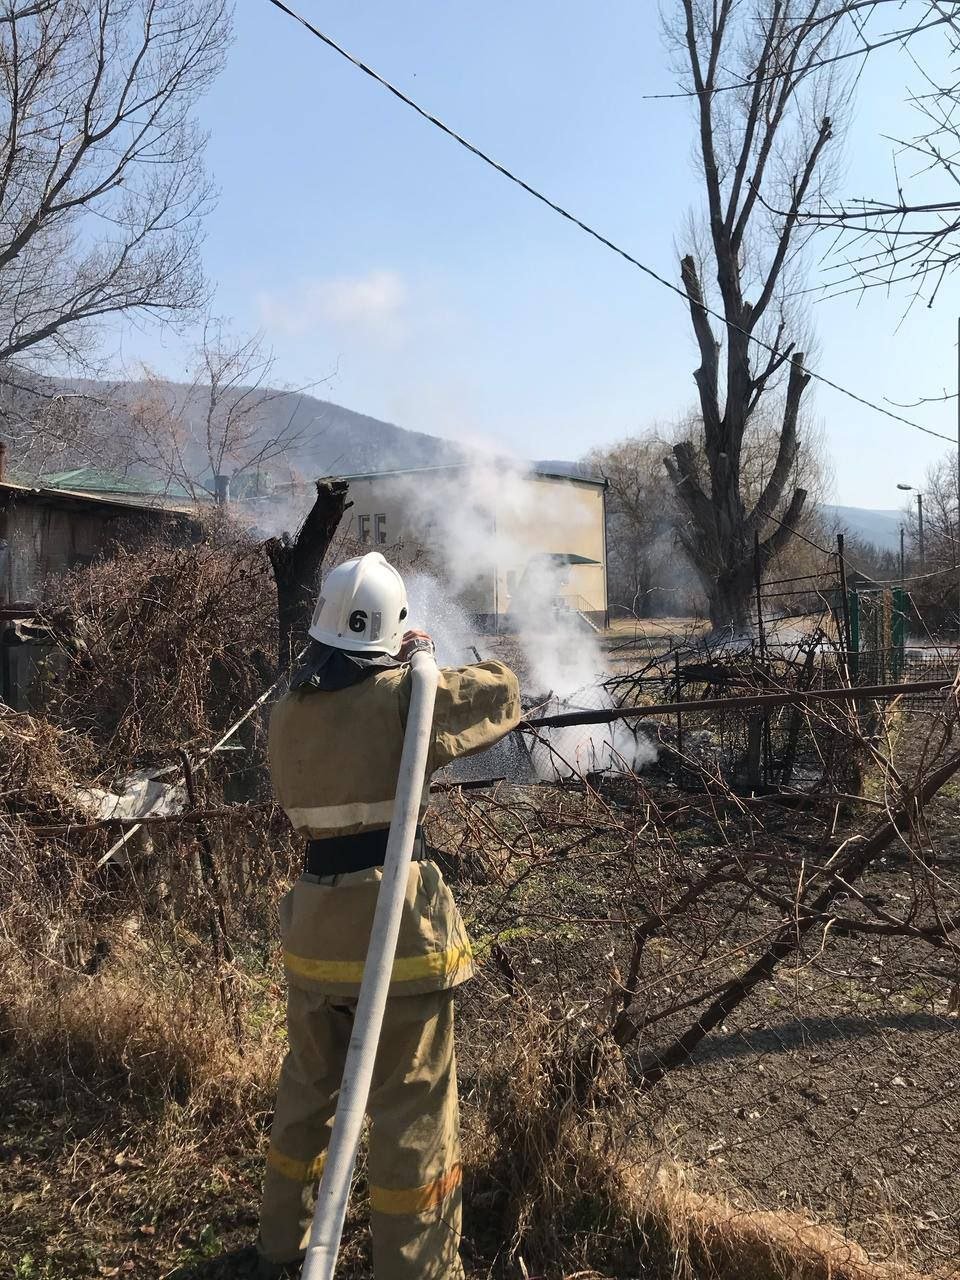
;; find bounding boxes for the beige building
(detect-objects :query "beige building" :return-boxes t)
[341,463,608,630]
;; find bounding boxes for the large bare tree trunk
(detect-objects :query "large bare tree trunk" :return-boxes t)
[265,479,351,670]
[664,0,841,628]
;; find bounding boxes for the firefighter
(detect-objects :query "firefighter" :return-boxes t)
[257,551,521,1279]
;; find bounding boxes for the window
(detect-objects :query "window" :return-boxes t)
[358,514,370,543]
[374,513,387,545]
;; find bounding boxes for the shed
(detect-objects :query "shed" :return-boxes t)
[0,478,203,709]
[0,479,202,606]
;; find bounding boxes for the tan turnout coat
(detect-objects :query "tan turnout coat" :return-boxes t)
[269,658,521,999]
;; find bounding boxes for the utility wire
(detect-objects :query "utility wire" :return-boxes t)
[758,502,839,557]
[266,0,953,446]
[875,561,960,586]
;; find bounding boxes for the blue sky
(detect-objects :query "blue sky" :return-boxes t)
[110,1,960,509]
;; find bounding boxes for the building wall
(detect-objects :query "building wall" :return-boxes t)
[343,473,497,615]
[0,502,123,603]
[494,475,607,619]
[0,497,191,604]
[344,469,607,625]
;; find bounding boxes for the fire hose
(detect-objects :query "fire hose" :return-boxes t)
[300,648,440,1280]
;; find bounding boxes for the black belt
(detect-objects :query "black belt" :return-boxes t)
[305,827,427,877]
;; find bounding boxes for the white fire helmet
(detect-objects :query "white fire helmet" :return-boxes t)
[308,552,408,655]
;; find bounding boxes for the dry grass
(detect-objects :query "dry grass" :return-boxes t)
[3,537,959,1279]
[631,1165,934,1280]
[458,993,950,1280]
[2,942,279,1107]
[5,869,956,1280]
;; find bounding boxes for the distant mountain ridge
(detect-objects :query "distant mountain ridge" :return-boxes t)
[34,378,910,552]
[820,504,904,553]
[66,380,467,478]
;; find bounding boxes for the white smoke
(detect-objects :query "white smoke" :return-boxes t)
[232,454,657,780]
[390,459,657,781]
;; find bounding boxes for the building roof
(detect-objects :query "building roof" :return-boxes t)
[531,459,607,484]
[0,478,202,519]
[337,460,607,487]
[39,466,201,504]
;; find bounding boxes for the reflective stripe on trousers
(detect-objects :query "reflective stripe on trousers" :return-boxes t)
[258,987,465,1280]
[282,943,474,988]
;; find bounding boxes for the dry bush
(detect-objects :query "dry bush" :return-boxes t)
[0,519,295,1124]
[459,985,929,1280]
[36,523,277,768]
[0,704,99,817]
[5,523,960,1278]
[0,808,291,1090]
[436,673,960,1277]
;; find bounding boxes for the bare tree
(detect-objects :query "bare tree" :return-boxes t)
[587,435,675,617]
[130,321,318,500]
[0,0,231,370]
[0,364,143,477]
[663,0,851,628]
[899,451,960,624]
[593,406,833,621]
[761,2,960,299]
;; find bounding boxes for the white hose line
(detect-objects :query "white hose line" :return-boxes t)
[300,649,440,1280]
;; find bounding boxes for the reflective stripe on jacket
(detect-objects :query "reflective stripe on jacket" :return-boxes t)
[269,659,521,996]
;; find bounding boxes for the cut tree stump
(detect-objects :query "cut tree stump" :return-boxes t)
[265,479,351,671]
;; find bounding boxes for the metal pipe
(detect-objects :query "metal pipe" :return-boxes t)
[522,677,954,730]
[836,533,853,676]
[753,531,772,785]
[674,651,683,783]
[300,648,440,1280]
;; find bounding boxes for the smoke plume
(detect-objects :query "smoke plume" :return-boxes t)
[392,461,657,780]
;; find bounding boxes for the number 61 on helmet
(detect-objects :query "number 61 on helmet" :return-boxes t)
[309,552,409,656]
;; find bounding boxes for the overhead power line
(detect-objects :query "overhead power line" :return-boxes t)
[266,0,953,447]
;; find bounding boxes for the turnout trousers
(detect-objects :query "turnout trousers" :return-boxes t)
[258,985,465,1280]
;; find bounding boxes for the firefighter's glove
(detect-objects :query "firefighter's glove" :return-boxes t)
[399,630,435,661]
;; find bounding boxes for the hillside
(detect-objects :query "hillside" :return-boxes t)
[66,379,466,479]
[820,503,903,552]
[23,377,912,555]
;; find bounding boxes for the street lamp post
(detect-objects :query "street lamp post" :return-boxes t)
[897,484,925,574]
[900,524,905,585]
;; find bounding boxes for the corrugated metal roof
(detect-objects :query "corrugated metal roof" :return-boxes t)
[338,460,607,487]
[40,466,199,502]
[0,479,202,518]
